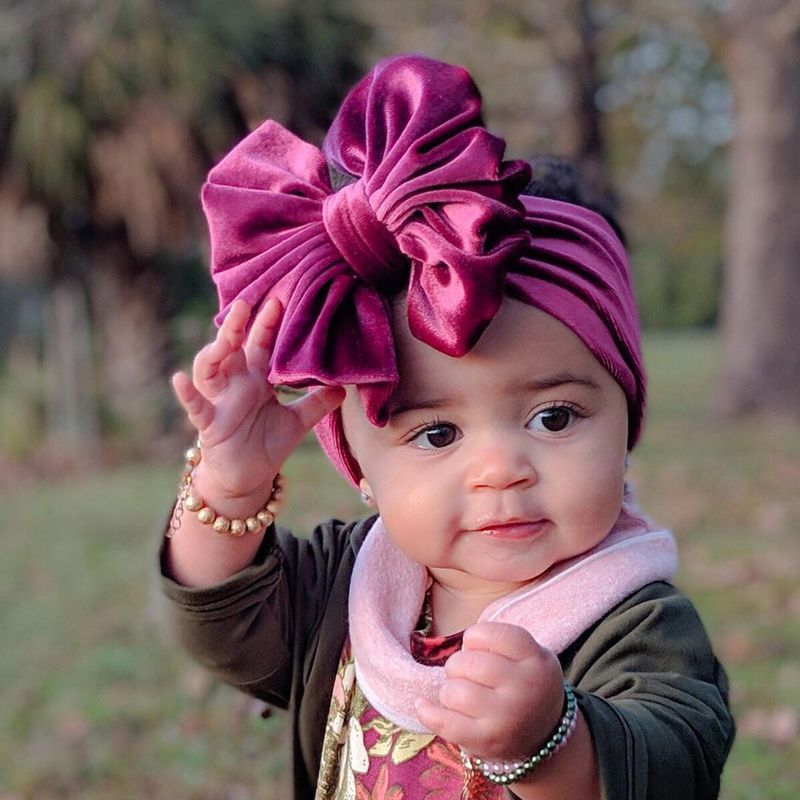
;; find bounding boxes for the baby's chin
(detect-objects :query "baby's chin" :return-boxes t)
[427,565,539,597]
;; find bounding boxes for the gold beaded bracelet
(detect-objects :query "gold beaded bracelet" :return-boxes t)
[168,441,284,539]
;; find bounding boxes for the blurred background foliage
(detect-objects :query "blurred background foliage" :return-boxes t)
[1,0,798,797]
[0,0,367,466]
[0,0,737,470]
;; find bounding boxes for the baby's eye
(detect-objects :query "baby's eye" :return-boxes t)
[409,423,460,449]
[528,405,581,433]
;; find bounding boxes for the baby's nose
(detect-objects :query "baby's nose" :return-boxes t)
[467,431,538,491]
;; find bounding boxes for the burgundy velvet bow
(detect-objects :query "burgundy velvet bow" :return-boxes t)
[202,54,531,425]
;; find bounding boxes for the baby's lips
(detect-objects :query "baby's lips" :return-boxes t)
[467,512,548,531]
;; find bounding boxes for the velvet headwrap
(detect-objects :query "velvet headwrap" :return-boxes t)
[202,54,646,486]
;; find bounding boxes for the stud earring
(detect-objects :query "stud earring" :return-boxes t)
[358,480,375,507]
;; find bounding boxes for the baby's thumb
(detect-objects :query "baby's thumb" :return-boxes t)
[290,386,346,433]
[414,697,442,736]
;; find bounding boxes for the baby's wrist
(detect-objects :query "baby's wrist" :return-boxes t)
[465,680,578,787]
[167,442,284,545]
[190,462,277,519]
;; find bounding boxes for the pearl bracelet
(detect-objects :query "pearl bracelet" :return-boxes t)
[462,681,578,787]
[168,441,283,538]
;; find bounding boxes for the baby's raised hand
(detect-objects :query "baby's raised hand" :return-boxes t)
[172,298,345,500]
[415,622,565,764]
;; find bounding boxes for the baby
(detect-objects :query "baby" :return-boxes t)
[161,55,734,799]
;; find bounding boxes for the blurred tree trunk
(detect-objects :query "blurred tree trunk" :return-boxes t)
[545,0,616,210]
[88,242,171,448]
[2,0,368,463]
[43,278,102,464]
[718,0,800,415]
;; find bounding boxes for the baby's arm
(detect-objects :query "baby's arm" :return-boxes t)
[165,298,344,587]
[567,582,734,799]
[416,584,734,799]
[160,515,371,710]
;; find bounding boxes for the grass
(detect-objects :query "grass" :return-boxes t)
[1,329,798,798]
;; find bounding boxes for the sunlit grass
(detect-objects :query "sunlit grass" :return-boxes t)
[1,330,798,798]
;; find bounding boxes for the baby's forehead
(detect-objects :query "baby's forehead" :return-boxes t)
[389,298,613,402]
[393,297,596,368]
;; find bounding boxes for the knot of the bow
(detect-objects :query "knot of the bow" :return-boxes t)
[322,180,407,291]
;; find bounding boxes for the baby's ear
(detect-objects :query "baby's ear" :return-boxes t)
[359,479,376,508]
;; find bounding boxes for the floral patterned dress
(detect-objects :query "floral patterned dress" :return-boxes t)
[315,598,503,800]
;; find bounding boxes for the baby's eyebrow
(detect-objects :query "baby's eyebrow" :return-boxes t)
[388,372,599,419]
[516,371,601,392]
[388,396,450,419]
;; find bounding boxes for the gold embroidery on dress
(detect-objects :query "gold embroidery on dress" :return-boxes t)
[314,594,503,800]
[316,654,358,799]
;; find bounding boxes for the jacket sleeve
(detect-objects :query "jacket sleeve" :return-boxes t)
[157,516,371,710]
[561,582,735,800]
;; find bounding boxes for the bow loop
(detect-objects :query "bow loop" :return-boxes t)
[324,55,531,356]
[203,119,400,411]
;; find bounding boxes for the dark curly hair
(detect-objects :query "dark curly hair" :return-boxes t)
[522,155,626,246]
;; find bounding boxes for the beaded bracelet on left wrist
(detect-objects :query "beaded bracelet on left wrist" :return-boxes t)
[461,680,578,787]
[168,441,284,539]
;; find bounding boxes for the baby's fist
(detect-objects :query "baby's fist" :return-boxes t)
[415,621,564,762]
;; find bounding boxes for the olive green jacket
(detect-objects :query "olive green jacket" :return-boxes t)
[159,516,735,799]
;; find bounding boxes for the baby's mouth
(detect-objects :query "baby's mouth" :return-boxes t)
[470,518,550,540]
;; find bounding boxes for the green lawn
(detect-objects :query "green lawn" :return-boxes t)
[2,330,798,798]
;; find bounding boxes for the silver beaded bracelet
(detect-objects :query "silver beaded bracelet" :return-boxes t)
[462,681,578,787]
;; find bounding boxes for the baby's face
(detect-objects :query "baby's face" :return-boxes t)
[341,298,629,596]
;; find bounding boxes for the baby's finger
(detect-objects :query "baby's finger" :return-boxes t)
[288,386,346,433]
[414,697,480,749]
[462,622,540,661]
[438,677,492,717]
[216,298,250,352]
[444,649,507,689]
[244,297,282,374]
[194,301,250,385]
[172,372,214,432]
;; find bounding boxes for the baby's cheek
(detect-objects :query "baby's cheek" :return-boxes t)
[377,481,427,528]
[563,467,625,537]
